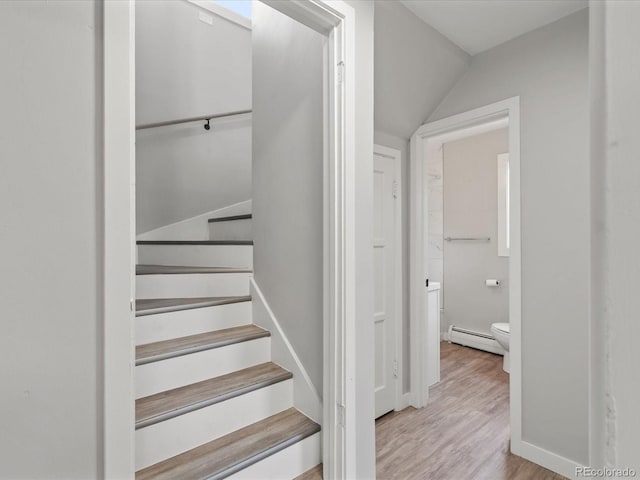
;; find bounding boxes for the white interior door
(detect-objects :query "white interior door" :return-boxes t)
[373,148,399,418]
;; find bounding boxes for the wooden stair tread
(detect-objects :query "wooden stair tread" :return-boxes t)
[136,325,269,366]
[136,362,291,429]
[136,296,251,316]
[136,265,252,275]
[295,464,323,480]
[208,214,252,223]
[136,408,320,480]
[137,240,253,246]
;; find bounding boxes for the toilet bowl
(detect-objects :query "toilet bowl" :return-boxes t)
[491,322,510,373]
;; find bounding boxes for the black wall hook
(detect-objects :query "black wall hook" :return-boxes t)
[204,119,211,130]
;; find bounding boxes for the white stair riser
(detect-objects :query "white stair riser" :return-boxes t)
[227,432,321,480]
[135,380,293,471]
[136,302,252,345]
[208,219,252,242]
[135,338,270,398]
[136,273,251,299]
[137,244,253,269]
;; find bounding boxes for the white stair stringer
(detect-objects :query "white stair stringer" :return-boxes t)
[137,244,253,268]
[251,280,322,423]
[135,379,293,471]
[136,272,251,298]
[226,432,321,480]
[135,337,270,398]
[136,301,252,344]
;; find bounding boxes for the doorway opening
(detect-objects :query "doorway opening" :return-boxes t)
[375,98,529,477]
[103,1,363,478]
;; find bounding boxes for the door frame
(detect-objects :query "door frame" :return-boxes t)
[103,1,366,479]
[373,144,405,413]
[103,2,136,477]
[409,97,522,448]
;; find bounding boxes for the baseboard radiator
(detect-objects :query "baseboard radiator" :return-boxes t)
[447,325,504,355]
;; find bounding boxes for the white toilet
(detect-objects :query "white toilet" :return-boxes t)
[491,322,510,373]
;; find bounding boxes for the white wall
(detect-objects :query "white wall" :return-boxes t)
[136,1,252,234]
[374,1,470,139]
[252,2,325,392]
[430,10,590,465]
[443,128,509,334]
[0,1,102,477]
[599,1,640,471]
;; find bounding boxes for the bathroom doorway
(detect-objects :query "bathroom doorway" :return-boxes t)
[442,126,510,369]
[408,97,523,449]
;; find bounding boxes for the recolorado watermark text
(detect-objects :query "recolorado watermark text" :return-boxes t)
[576,467,637,478]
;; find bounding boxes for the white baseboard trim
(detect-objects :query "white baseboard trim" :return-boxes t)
[137,200,252,241]
[250,279,323,423]
[513,439,585,480]
[448,325,504,355]
[395,392,412,412]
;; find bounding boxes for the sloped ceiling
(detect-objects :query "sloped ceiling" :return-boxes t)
[400,0,587,55]
[374,0,470,139]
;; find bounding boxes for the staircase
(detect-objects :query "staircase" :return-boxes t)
[135,214,321,479]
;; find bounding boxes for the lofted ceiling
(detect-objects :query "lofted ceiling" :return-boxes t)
[400,0,588,55]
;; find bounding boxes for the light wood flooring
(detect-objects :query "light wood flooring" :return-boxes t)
[296,464,323,480]
[375,342,566,480]
[296,342,566,480]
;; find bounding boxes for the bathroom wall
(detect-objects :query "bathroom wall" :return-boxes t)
[427,143,444,320]
[442,128,509,335]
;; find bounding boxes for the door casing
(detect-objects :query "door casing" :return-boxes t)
[409,96,522,451]
[103,1,370,478]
